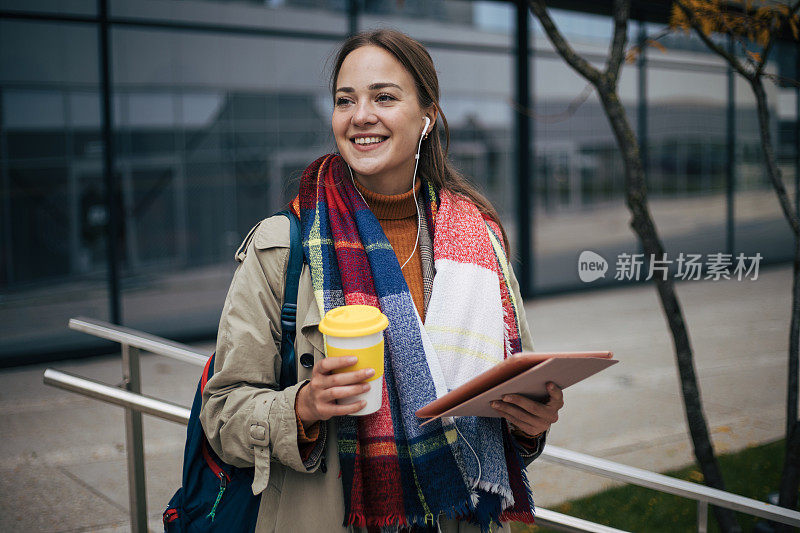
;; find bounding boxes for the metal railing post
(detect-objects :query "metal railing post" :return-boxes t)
[697,501,708,532]
[50,318,800,532]
[121,344,147,533]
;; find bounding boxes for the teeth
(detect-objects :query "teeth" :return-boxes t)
[354,136,385,145]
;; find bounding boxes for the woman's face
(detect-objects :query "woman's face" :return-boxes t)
[332,45,434,195]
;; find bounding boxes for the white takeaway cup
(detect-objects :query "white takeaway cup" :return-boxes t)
[318,305,388,416]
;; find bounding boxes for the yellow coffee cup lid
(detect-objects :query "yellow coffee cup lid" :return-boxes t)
[318,305,388,337]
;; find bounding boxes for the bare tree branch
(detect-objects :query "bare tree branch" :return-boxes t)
[765,72,800,88]
[675,0,752,81]
[755,31,775,77]
[529,2,748,528]
[750,78,800,236]
[527,0,602,85]
[606,0,631,83]
[507,82,594,123]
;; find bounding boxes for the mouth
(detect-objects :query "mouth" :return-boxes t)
[351,135,388,148]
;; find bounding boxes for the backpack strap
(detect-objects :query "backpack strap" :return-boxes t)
[200,352,215,393]
[277,210,302,390]
[206,211,302,393]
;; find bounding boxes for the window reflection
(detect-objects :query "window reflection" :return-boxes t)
[0,1,796,360]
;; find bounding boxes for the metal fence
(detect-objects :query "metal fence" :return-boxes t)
[43,317,800,533]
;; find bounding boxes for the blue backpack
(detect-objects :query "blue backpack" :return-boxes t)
[163,210,303,532]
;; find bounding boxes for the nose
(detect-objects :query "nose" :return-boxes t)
[352,100,377,127]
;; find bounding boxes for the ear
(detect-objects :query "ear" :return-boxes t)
[423,106,437,135]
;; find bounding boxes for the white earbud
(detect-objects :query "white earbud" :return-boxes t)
[422,116,431,139]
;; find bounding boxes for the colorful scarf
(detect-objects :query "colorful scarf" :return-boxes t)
[292,154,535,531]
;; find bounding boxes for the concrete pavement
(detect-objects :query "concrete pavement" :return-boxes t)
[526,263,788,509]
[0,264,791,531]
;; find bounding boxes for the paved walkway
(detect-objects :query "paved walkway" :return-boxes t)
[0,264,791,531]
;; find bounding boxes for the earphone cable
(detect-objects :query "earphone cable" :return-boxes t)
[399,125,426,270]
[453,418,482,491]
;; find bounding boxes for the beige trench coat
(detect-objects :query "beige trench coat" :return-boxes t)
[200,214,543,533]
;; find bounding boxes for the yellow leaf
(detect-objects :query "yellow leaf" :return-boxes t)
[700,17,714,35]
[688,470,704,482]
[757,28,769,47]
[791,19,799,41]
[746,49,762,62]
[647,39,667,53]
[755,6,771,19]
[670,5,689,30]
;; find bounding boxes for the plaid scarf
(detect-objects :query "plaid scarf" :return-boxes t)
[292,154,535,532]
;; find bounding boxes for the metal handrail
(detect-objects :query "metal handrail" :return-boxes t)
[43,366,623,533]
[47,318,800,532]
[535,509,629,533]
[540,445,800,527]
[68,316,209,366]
[43,368,190,423]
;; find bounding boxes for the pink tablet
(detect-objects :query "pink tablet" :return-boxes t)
[416,351,616,424]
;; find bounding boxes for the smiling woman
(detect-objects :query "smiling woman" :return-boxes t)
[332,46,434,196]
[199,28,564,533]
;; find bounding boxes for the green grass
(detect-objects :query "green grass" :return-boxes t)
[512,439,788,532]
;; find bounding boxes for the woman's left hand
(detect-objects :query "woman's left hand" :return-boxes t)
[491,382,564,437]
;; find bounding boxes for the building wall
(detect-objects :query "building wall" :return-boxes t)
[0,0,796,361]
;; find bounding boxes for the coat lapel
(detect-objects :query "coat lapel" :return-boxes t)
[298,265,324,355]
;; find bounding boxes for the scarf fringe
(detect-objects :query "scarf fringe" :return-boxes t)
[344,498,479,529]
[445,497,476,521]
[471,479,515,509]
[470,490,480,508]
[502,305,513,359]
[517,448,536,512]
[344,512,409,528]
[498,511,536,524]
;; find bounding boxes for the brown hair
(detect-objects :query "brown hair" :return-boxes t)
[330,29,510,252]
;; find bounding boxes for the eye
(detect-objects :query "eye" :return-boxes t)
[376,93,396,103]
[335,97,352,106]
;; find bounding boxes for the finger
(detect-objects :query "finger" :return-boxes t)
[318,367,375,389]
[494,398,558,425]
[318,400,367,418]
[491,405,543,436]
[499,395,554,421]
[500,394,549,415]
[317,356,359,373]
[545,382,564,408]
[322,383,371,402]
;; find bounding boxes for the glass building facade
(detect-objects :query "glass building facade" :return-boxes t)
[0,0,797,363]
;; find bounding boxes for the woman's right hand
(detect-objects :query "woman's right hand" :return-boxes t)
[296,356,375,426]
